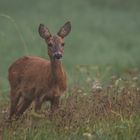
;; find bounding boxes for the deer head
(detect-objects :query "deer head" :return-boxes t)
[38,21,71,59]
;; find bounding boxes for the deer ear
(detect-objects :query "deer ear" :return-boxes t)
[38,24,51,39]
[57,21,71,38]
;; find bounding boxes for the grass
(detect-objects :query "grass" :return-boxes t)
[0,0,140,139]
[0,71,140,139]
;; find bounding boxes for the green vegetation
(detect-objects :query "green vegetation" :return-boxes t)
[0,0,140,139]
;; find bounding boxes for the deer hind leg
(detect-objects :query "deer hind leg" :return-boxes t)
[9,90,21,120]
[15,97,32,118]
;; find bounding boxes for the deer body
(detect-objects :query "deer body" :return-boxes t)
[8,22,71,119]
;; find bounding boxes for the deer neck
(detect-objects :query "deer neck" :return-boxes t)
[50,58,64,83]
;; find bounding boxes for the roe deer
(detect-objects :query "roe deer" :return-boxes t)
[8,21,71,119]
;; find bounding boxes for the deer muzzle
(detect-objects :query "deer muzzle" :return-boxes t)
[53,52,62,59]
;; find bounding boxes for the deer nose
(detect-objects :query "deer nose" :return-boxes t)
[54,52,62,59]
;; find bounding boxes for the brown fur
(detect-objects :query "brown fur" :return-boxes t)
[8,22,71,119]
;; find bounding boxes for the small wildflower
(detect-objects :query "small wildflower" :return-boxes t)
[92,80,102,92]
[77,89,82,93]
[132,77,138,81]
[115,78,122,86]
[83,132,92,139]
[1,109,8,114]
[111,75,117,81]
[64,126,69,130]
[136,88,140,92]
[83,93,88,96]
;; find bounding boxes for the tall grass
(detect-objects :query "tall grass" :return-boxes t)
[0,70,140,140]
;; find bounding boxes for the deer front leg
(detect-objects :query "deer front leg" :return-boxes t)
[50,96,60,119]
[34,97,42,112]
[34,94,48,112]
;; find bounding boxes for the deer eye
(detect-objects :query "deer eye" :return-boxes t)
[61,43,65,46]
[48,42,53,47]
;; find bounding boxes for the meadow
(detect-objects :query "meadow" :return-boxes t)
[0,0,140,139]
